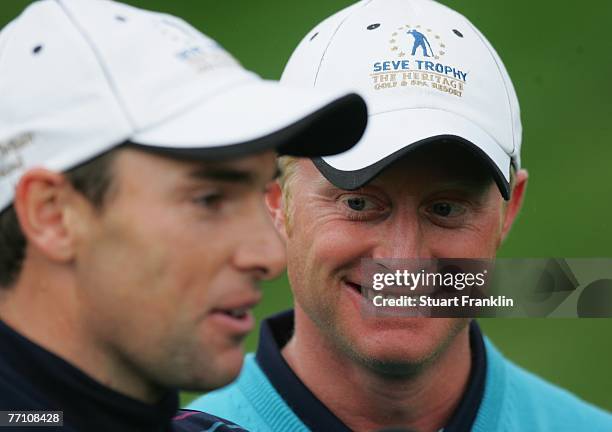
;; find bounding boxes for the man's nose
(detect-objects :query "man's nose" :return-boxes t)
[232,201,286,281]
[371,214,431,260]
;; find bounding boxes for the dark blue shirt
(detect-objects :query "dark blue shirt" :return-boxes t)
[0,318,179,431]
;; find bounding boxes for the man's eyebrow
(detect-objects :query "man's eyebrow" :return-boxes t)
[188,166,280,184]
[188,167,256,184]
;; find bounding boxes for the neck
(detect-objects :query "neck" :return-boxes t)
[282,306,472,432]
[0,257,162,404]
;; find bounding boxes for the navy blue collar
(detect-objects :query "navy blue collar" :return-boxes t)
[255,310,486,432]
[0,318,178,432]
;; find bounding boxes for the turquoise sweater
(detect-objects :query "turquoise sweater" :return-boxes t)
[189,339,612,431]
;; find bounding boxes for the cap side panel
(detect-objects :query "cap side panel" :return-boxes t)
[313,0,374,87]
[56,0,137,130]
[0,19,16,67]
[0,0,134,212]
[282,2,365,88]
[463,19,521,162]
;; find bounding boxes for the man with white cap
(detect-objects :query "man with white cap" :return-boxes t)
[0,0,367,430]
[190,1,612,431]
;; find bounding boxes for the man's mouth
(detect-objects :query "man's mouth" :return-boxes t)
[209,296,261,333]
[215,306,250,320]
[343,279,366,297]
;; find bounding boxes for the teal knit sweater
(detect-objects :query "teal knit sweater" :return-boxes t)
[189,339,612,431]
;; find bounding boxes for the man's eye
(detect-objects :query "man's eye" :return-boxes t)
[429,202,465,217]
[343,196,377,212]
[194,193,224,209]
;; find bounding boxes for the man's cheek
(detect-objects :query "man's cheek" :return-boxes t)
[311,225,367,261]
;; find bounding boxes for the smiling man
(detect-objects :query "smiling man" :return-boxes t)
[0,0,367,431]
[190,1,612,431]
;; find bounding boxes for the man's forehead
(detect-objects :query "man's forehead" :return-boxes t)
[115,147,278,185]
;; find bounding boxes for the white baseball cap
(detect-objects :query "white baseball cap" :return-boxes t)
[281,0,521,199]
[0,0,368,212]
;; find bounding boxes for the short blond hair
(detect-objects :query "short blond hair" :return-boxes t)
[277,156,300,233]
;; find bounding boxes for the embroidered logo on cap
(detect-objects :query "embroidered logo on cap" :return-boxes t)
[398,26,445,59]
[370,25,467,98]
[0,133,32,179]
[156,18,239,73]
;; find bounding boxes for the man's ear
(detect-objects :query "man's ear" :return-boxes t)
[13,169,79,262]
[265,180,288,241]
[501,168,528,241]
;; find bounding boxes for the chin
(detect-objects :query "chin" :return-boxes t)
[185,346,245,392]
[360,332,440,365]
[338,317,469,373]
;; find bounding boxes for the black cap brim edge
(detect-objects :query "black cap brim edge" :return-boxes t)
[312,135,511,200]
[126,93,367,160]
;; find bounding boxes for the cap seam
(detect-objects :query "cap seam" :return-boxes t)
[0,19,16,69]
[55,0,138,131]
[313,0,374,87]
[463,18,517,159]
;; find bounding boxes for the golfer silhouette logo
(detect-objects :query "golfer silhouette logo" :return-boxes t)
[407,29,433,57]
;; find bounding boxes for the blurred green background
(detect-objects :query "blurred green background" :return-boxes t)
[2,0,611,412]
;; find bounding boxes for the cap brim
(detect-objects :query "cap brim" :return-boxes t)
[128,80,367,159]
[312,108,512,200]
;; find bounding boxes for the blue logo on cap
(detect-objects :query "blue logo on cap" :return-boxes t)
[370,25,468,98]
[407,29,434,57]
